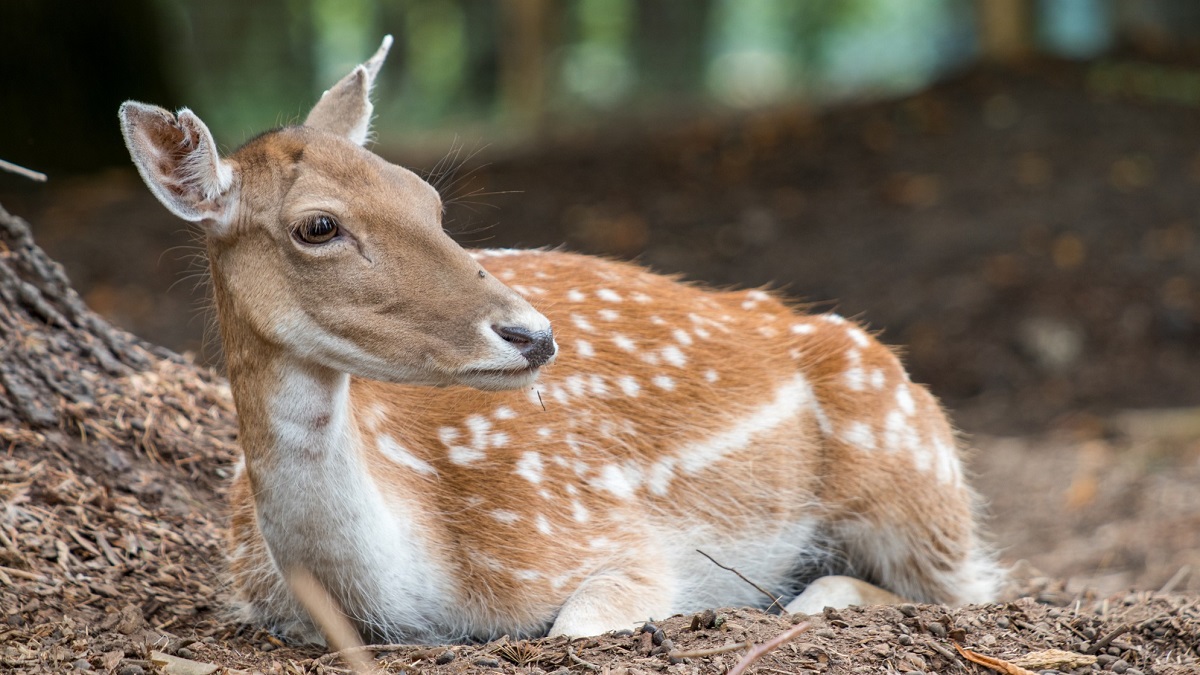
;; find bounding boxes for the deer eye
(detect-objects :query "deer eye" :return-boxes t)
[294,215,340,245]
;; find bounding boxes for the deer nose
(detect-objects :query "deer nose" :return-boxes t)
[492,325,557,367]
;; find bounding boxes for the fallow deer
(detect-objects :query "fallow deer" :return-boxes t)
[119,36,1000,644]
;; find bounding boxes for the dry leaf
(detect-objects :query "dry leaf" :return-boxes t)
[952,642,1038,675]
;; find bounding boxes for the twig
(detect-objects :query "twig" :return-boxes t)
[566,643,601,671]
[314,645,418,666]
[696,549,788,614]
[1159,565,1191,595]
[0,159,47,182]
[669,639,753,659]
[287,568,377,674]
[924,639,960,662]
[1087,623,1132,655]
[725,621,811,675]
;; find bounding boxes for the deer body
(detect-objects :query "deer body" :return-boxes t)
[120,37,999,644]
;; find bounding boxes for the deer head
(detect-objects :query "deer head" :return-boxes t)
[118,36,555,391]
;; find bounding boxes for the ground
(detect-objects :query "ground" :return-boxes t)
[2,60,1199,672]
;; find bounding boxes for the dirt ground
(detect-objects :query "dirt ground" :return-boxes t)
[2,60,1200,672]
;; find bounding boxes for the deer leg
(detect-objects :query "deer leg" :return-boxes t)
[548,567,674,637]
[785,575,907,614]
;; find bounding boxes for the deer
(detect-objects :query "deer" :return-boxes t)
[118,36,1001,644]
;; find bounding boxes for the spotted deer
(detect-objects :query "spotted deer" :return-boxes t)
[119,37,1000,644]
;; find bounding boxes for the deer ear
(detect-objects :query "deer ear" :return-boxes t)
[119,101,236,229]
[305,35,393,146]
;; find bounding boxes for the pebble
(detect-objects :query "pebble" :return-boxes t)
[435,650,455,665]
[898,634,913,646]
[117,667,145,675]
[1097,654,1116,666]
[897,604,919,618]
[1125,669,1143,675]
[814,628,836,639]
[651,629,666,646]
[926,622,947,638]
[1110,659,1129,674]
[259,642,275,652]
[995,617,1010,629]
[176,648,195,660]
[473,657,501,668]
[612,629,634,638]
[72,659,92,670]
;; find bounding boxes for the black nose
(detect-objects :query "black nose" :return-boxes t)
[493,325,556,367]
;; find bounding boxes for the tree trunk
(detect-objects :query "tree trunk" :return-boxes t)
[0,200,236,486]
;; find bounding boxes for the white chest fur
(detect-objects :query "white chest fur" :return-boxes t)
[252,363,452,640]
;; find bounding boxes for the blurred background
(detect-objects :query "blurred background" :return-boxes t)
[2,0,1200,594]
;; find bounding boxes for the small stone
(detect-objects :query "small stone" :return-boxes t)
[473,658,500,668]
[926,622,947,638]
[176,648,194,660]
[612,628,634,638]
[871,643,890,657]
[996,617,1011,629]
[117,667,145,675]
[898,634,913,646]
[1108,647,1122,656]
[1096,654,1116,666]
[898,604,919,618]
[435,650,455,665]
[640,622,658,634]
[73,659,93,670]
[258,642,275,652]
[814,628,836,639]
[1110,659,1129,674]
[651,628,666,646]
[1125,669,1143,675]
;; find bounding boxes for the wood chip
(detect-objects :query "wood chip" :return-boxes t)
[150,650,220,675]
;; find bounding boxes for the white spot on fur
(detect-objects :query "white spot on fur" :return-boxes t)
[377,434,437,475]
[821,313,847,325]
[694,326,711,339]
[704,369,719,383]
[535,514,553,535]
[567,289,585,302]
[678,373,811,474]
[650,315,667,326]
[490,510,521,525]
[597,288,622,302]
[847,327,871,347]
[660,345,687,367]
[631,292,652,303]
[513,569,542,581]
[842,422,877,452]
[843,349,866,391]
[896,384,916,415]
[493,406,517,420]
[598,309,620,322]
[537,427,553,438]
[612,334,636,352]
[672,328,693,346]
[593,463,640,499]
[652,375,676,391]
[647,458,677,495]
[791,323,815,335]
[571,314,595,332]
[576,339,595,358]
[588,374,609,396]
[617,376,641,397]
[516,451,544,484]
[870,369,886,390]
[571,500,590,523]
